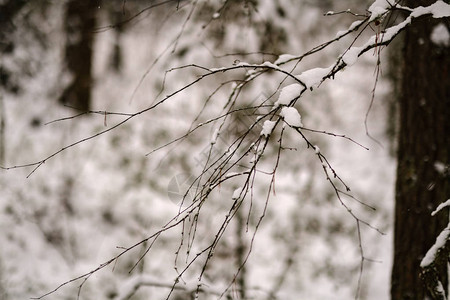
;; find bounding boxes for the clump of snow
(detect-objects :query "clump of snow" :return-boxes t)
[274,84,303,107]
[431,199,450,216]
[314,145,320,154]
[336,20,364,39]
[420,223,450,267]
[423,1,450,18]
[212,12,220,19]
[261,61,280,69]
[280,107,303,127]
[260,120,276,137]
[368,0,390,22]
[409,1,450,19]
[274,54,297,64]
[236,61,250,67]
[342,48,360,66]
[431,23,450,46]
[296,66,332,89]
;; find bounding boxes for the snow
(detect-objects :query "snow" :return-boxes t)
[296,66,332,89]
[414,0,450,19]
[314,145,320,154]
[342,48,360,66]
[260,120,276,137]
[232,187,243,200]
[336,20,364,38]
[368,0,390,15]
[434,161,447,174]
[261,61,280,69]
[211,128,219,144]
[430,23,450,46]
[274,83,303,107]
[274,54,297,65]
[431,199,450,216]
[0,1,402,299]
[420,223,450,267]
[342,1,450,71]
[422,0,450,19]
[368,5,388,22]
[280,106,303,127]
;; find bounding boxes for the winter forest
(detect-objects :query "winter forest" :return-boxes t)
[0,0,449,299]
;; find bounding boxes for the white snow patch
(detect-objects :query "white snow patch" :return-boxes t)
[275,83,303,106]
[410,1,450,19]
[261,61,280,69]
[260,120,276,137]
[209,67,226,72]
[274,54,297,64]
[342,48,360,66]
[369,6,388,22]
[296,66,332,89]
[431,23,450,46]
[336,20,364,38]
[349,20,364,31]
[420,223,450,267]
[236,61,250,67]
[434,161,447,174]
[368,0,390,17]
[431,199,450,216]
[336,30,347,38]
[280,107,303,127]
[314,145,320,154]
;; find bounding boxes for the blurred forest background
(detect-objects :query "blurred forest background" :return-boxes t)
[0,0,448,299]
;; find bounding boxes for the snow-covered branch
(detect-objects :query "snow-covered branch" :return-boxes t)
[420,200,450,300]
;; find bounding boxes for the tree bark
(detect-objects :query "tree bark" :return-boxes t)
[391,1,450,299]
[59,0,97,112]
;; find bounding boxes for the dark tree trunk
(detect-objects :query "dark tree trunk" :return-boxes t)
[391,1,450,299]
[59,0,97,112]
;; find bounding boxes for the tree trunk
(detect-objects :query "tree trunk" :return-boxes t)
[391,1,450,299]
[59,0,97,112]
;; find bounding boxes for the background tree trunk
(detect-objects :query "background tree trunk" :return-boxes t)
[391,0,450,299]
[59,0,97,112]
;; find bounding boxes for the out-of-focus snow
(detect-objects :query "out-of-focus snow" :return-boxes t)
[431,23,450,46]
[232,187,243,200]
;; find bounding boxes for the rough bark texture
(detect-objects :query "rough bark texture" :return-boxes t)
[391,1,450,299]
[59,0,97,111]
